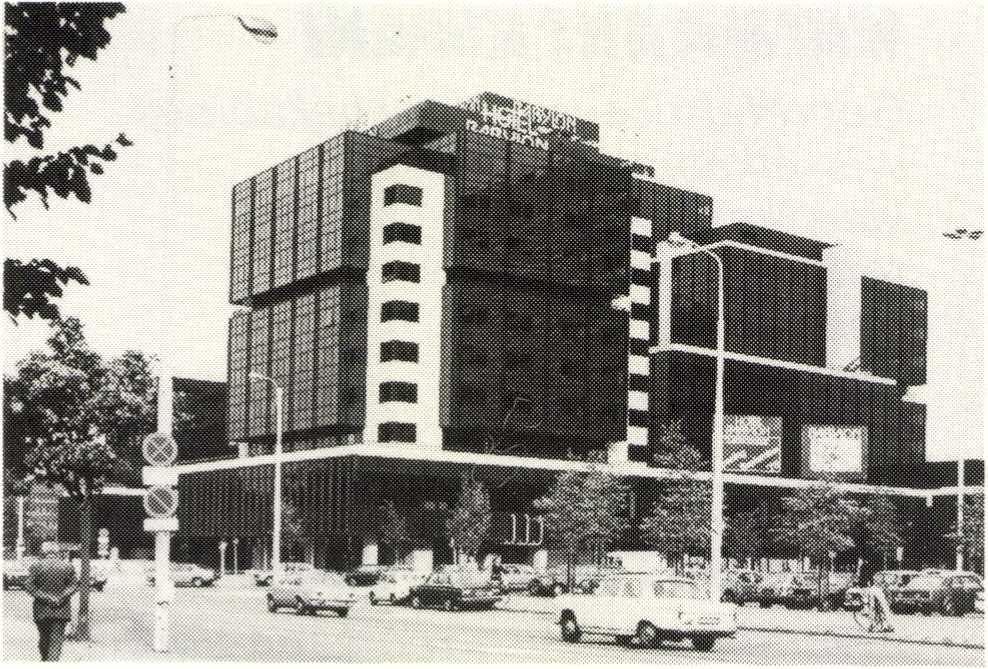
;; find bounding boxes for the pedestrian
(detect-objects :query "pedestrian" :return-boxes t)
[23,546,79,661]
[864,584,894,633]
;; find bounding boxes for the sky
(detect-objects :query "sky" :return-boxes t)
[3,1,983,461]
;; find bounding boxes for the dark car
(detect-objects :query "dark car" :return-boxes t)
[755,572,817,609]
[409,571,500,611]
[888,571,983,616]
[721,570,764,605]
[343,565,385,587]
[4,560,107,592]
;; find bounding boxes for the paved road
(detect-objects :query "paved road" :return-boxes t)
[2,585,983,664]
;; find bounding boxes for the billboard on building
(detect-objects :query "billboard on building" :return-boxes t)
[800,425,868,481]
[459,92,599,151]
[723,415,782,474]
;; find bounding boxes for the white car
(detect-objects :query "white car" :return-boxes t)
[254,562,314,586]
[555,573,738,651]
[368,571,428,605]
[266,571,357,617]
[146,563,217,587]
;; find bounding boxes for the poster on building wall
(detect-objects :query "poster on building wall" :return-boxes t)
[800,424,868,480]
[723,415,783,474]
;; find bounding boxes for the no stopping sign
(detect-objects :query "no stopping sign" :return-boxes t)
[144,486,178,518]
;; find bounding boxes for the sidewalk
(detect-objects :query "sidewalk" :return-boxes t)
[495,595,985,649]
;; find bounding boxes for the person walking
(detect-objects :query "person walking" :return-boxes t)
[23,546,79,661]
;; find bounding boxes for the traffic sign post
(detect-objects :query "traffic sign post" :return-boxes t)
[144,364,179,653]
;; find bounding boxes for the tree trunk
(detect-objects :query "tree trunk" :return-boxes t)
[817,564,831,612]
[72,491,94,641]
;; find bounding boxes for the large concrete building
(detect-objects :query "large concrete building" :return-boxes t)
[170,93,981,574]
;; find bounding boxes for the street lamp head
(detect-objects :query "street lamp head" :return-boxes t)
[667,231,697,248]
[236,16,278,44]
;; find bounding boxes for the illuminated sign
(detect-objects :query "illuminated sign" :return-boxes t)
[800,425,868,481]
[723,415,782,474]
[460,92,599,151]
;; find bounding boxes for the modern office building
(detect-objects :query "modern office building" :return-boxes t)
[171,93,982,574]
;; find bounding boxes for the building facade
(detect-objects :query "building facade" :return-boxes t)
[173,93,982,574]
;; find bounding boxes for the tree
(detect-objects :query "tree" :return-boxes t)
[777,485,865,610]
[8,317,156,640]
[947,496,984,574]
[640,422,711,572]
[855,495,902,570]
[445,475,492,565]
[534,468,629,589]
[379,500,409,565]
[724,502,776,569]
[4,2,131,322]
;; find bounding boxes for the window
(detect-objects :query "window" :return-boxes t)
[378,422,416,443]
[381,340,419,362]
[383,222,422,245]
[460,385,486,405]
[381,300,419,322]
[380,381,417,403]
[460,307,490,326]
[505,312,534,332]
[382,261,420,283]
[384,184,423,207]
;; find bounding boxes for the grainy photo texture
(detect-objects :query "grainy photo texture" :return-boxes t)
[1,1,984,665]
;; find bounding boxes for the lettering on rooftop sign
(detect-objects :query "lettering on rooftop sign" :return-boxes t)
[460,92,599,151]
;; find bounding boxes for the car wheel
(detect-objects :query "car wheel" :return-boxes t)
[369,592,378,605]
[722,590,738,604]
[552,583,566,597]
[192,577,203,588]
[692,636,716,652]
[443,598,455,612]
[345,576,357,586]
[560,613,581,643]
[267,594,277,613]
[636,621,660,649]
[411,595,422,609]
[389,593,397,605]
[295,598,309,616]
[528,581,542,597]
[337,608,349,618]
[94,583,104,592]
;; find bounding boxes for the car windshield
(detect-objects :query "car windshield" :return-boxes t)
[304,572,341,584]
[654,580,699,599]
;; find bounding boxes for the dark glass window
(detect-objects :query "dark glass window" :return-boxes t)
[378,422,416,442]
[383,222,422,245]
[460,307,490,326]
[628,374,650,392]
[631,234,653,253]
[505,312,535,332]
[460,385,486,405]
[381,300,419,322]
[381,340,419,362]
[382,261,420,283]
[379,381,417,403]
[384,184,423,207]
[629,338,649,356]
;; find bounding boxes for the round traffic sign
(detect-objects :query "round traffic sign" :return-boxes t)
[142,432,178,466]
[143,486,178,518]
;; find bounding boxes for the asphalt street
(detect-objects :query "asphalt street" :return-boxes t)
[2,584,984,664]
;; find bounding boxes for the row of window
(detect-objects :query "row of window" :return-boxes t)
[384,184,423,207]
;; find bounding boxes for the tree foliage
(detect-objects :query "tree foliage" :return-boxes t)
[445,475,492,562]
[651,419,709,471]
[724,502,776,564]
[854,495,902,568]
[535,468,629,579]
[948,495,985,572]
[4,2,130,322]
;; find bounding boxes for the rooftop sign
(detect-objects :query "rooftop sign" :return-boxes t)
[460,92,599,151]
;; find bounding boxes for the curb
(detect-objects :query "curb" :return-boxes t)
[493,603,985,651]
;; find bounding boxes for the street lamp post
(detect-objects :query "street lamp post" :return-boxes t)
[15,495,26,563]
[663,232,725,602]
[250,372,284,580]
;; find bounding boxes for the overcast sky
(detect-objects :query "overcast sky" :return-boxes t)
[3,1,983,460]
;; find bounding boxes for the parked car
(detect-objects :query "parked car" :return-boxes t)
[492,563,542,594]
[530,564,623,597]
[843,570,919,611]
[146,563,217,587]
[888,571,983,616]
[344,564,385,587]
[254,562,314,587]
[721,570,764,605]
[409,571,500,611]
[555,573,737,651]
[368,570,428,605]
[267,571,357,616]
[755,572,816,609]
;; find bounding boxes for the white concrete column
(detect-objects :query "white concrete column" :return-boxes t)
[411,549,433,574]
[533,549,548,573]
[361,538,379,566]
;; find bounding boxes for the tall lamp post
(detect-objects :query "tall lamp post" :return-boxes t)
[941,227,981,571]
[663,232,725,602]
[250,371,284,580]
